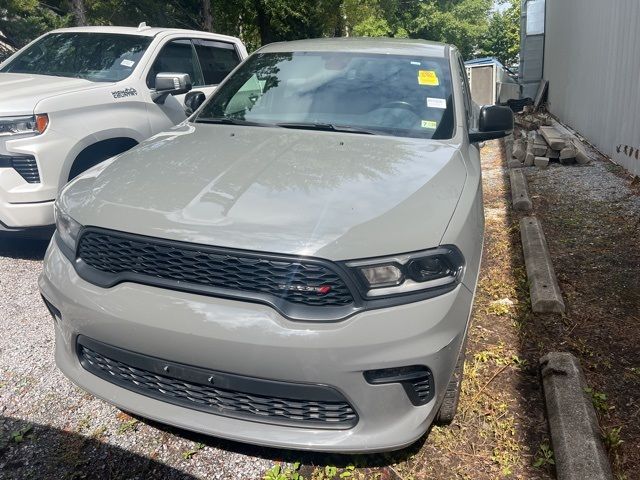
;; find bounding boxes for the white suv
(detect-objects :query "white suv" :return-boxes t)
[0,25,247,233]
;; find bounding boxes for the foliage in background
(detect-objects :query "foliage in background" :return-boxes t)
[480,0,520,66]
[1,0,517,60]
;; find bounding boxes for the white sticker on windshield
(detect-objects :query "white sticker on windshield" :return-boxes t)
[411,61,421,66]
[120,59,135,68]
[427,97,447,109]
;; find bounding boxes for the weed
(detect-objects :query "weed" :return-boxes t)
[76,415,91,432]
[182,442,205,460]
[116,419,139,435]
[603,427,623,451]
[11,424,33,443]
[584,387,610,413]
[533,442,555,469]
[264,462,303,480]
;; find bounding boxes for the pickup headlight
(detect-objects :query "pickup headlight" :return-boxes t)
[0,114,49,137]
[347,246,464,298]
[54,202,82,253]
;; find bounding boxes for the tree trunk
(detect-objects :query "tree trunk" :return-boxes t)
[253,0,274,45]
[201,0,213,32]
[71,0,87,26]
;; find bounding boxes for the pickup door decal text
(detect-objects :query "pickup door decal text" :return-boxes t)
[111,88,138,99]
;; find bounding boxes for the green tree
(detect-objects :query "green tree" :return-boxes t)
[480,0,520,65]
[406,0,493,59]
[0,0,71,48]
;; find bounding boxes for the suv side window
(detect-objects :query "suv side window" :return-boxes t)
[193,39,240,85]
[147,39,203,88]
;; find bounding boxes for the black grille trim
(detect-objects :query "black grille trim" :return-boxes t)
[77,336,358,429]
[73,227,360,321]
[0,154,40,183]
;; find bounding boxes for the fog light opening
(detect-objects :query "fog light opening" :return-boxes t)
[364,365,434,406]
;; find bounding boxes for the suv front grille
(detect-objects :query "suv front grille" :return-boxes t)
[0,154,40,183]
[77,336,358,429]
[76,229,355,308]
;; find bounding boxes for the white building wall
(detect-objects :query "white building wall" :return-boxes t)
[544,0,640,176]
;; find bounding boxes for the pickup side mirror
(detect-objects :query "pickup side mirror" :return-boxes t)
[184,91,206,116]
[469,105,514,143]
[152,72,192,104]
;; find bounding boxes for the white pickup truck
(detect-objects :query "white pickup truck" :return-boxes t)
[0,24,247,233]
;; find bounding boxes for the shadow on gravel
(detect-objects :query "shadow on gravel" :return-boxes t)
[134,413,424,476]
[0,234,51,260]
[0,416,197,480]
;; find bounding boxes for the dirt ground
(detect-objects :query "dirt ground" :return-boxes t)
[1,138,638,479]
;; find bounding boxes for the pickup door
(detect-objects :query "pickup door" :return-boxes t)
[145,37,243,132]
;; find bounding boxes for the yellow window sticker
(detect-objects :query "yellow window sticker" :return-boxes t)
[421,120,438,129]
[418,70,439,86]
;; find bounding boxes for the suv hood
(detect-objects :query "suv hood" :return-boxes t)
[62,124,467,260]
[0,73,102,115]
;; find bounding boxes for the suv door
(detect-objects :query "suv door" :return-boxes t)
[145,37,241,133]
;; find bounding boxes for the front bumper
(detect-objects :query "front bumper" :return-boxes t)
[39,239,474,453]
[0,130,70,228]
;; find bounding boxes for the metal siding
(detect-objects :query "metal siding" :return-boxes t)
[544,0,640,175]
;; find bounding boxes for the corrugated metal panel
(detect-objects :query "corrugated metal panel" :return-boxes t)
[544,0,640,175]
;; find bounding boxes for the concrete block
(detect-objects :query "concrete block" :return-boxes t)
[572,139,592,164]
[509,169,532,211]
[540,126,567,150]
[520,217,565,313]
[546,148,560,159]
[513,139,526,161]
[540,352,613,480]
[508,159,523,168]
[524,154,535,167]
[534,156,550,169]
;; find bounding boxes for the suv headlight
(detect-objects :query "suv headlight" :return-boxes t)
[0,114,49,137]
[346,246,464,298]
[54,202,82,253]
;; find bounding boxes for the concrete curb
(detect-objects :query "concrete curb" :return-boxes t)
[520,217,566,313]
[509,169,532,211]
[540,353,613,480]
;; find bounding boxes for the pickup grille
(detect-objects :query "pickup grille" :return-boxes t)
[0,154,40,183]
[76,229,355,307]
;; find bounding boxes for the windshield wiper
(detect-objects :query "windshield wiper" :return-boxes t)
[195,117,271,127]
[276,122,377,135]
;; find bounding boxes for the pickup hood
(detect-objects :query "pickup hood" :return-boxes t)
[0,73,102,115]
[62,124,467,260]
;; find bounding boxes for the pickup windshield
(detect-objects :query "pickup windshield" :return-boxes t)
[0,33,152,82]
[196,51,455,139]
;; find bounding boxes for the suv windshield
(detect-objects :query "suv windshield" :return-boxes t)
[1,33,152,82]
[197,51,455,139]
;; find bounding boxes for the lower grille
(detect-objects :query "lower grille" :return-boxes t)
[0,154,40,183]
[77,336,358,429]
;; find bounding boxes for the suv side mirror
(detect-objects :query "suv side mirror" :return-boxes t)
[152,72,192,104]
[469,105,514,143]
[184,91,206,116]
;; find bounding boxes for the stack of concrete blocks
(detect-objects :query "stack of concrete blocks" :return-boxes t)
[508,122,591,170]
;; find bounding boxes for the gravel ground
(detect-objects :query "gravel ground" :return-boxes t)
[0,238,273,480]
